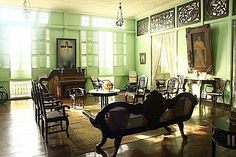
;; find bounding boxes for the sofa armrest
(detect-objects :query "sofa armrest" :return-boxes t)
[82,110,96,124]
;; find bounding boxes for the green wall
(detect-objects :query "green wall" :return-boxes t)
[135,0,236,104]
[0,7,135,93]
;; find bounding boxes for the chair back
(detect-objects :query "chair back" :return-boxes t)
[177,75,185,90]
[35,84,46,118]
[90,76,100,89]
[214,78,228,95]
[166,77,180,94]
[128,71,138,85]
[137,75,148,94]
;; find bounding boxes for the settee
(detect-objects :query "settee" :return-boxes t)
[82,91,197,156]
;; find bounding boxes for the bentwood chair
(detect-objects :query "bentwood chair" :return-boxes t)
[125,75,148,104]
[204,78,228,109]
[177,75,185,93]
[159,77,180,99]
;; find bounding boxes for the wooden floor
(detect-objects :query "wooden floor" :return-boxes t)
[0,93,235,157]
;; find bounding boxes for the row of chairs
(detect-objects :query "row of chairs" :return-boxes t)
[31,80,70,143]
[156,76,228,107]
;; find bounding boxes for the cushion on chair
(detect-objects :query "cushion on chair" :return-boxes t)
[46,111,68,119]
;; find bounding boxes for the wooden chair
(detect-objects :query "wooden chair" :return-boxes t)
[204,78,228,108]
[32,80,62,124]
[125,75,148,104]
[90,76,101,89]
[35,84,70,143]
[159,77,180,99]
[67,87,86,109]
[177,75,185,93]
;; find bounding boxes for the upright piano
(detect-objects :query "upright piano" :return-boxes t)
[39,68,86,98]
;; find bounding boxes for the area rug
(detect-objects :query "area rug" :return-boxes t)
[47,105,173,156]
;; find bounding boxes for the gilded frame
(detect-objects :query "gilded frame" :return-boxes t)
[186,24,213,73]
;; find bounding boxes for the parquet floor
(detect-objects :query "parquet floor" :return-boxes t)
[0,93,235,157]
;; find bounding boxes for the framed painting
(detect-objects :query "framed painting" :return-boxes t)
[186,24,213,73]
[56,38,76,68]
[140,53,146,64]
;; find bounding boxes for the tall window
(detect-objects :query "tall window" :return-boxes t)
[98,32,113,75]
[10,26,32,79]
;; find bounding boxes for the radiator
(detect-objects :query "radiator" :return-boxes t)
[10,81,32,98]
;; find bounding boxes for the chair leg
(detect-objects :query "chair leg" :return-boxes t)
[212,96,217,106]
[164,126,172,135]
[222,96,226,113]
[113,136,123,157]
[60,120,63,130]
[41,119,44,138]
[132,96,135,104]
[35,107,37,123]
[96,133,107,150]
[45,123,48,144]
[125,95,128,103]
[66,119,69,137]
[204,95,207,106]
[177,122,188,140]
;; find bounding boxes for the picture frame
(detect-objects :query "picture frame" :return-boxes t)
[56,38,76,68]
[140,53,146,64]
[186,24,213,73]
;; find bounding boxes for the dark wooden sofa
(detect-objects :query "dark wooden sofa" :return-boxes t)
[82,92,197,156]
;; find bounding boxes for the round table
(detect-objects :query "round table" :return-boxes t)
[212,116,236,157]
[88,89,120,108]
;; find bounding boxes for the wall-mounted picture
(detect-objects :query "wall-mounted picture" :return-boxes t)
[140,53,146,64]
[57,38,76,68]
[186,24,213,73]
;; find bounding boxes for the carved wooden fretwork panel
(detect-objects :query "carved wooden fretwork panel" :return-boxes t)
[177,0,201,27]
[137,17,149,36]
[150,8,175,33]
[204,0,229,20]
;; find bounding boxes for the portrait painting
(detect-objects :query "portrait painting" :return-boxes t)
[186,24,213,73]
[140,53,146,64]
[57,38,76,68]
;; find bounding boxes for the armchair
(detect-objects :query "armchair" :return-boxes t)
[128,71,138,86]
[160,77,180,98]
[35,83,70,143]
[125,75,148,104]
[90,76,113,90]
[90,76,100,89]
[204,78,228,108]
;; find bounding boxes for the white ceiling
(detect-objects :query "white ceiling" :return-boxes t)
[0,0,184,19]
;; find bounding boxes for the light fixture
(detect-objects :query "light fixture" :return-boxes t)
[23,0,31,18]
[116,2,124,27]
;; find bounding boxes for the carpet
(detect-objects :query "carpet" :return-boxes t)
[47,105,173,156]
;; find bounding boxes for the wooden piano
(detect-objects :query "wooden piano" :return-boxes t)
[39,68,86,98]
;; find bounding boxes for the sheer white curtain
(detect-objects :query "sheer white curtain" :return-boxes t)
[163,32,175,77]
[151,35,162,89]
[151,32,176,89]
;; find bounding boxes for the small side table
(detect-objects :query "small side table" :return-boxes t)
[89,89,120,108]
[212,116,236,157]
